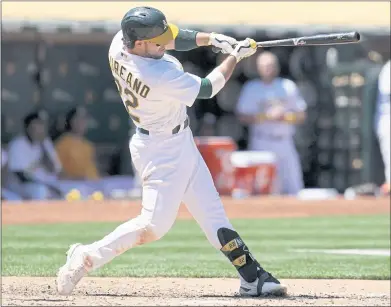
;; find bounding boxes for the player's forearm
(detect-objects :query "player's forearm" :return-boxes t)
[216,55,238,81]
[196,55,237,99]
[197,39,255,100]
[171,30,233,50]
[168,29,203,51]
[196,32,212,47]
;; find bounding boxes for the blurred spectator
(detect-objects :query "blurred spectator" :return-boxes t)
[374,59,390,195]
[5,110,64,200]
[55,106,100,180]
[54,106,138,199]
[236,51,307,195]
[1,146,22,201]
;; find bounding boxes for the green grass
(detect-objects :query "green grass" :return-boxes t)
[2,215,390,279]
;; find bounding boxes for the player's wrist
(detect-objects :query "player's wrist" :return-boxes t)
[229,52,240,63]
[195,32,212,47]
[207,32,215,46]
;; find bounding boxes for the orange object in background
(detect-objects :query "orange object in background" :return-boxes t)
[194,137,237,195]
[231,151,277,195]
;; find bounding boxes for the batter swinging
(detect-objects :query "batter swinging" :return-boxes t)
[56,6,287,297]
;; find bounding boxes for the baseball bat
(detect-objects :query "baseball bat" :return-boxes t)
[256,31,360,47]
[212,31,360,53]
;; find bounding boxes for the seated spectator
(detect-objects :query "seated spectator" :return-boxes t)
[55,106,100,180]
[5,110,64,200]
[1,146,22,201]
[55,106,137,198]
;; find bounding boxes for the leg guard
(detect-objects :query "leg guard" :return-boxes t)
[217,228,259,283]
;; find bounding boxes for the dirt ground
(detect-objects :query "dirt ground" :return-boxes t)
[2,196,390,306]
[2,277,390,306]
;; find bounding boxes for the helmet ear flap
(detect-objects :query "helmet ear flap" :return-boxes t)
[122,36,135,49]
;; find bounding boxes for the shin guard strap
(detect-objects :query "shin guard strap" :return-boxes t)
[217,228,258,283]
[221,238,244,255]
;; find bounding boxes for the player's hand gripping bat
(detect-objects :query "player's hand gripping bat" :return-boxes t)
[212,31,361,53]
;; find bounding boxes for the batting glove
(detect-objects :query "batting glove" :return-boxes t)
[230,38,257,62]
[209,33,238,54]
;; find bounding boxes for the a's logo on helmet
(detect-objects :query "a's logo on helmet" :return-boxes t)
[162,19,168,29]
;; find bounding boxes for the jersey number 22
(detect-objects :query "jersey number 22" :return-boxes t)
[114,78,140,123]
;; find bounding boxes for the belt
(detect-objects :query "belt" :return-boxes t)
[138,117,189,135]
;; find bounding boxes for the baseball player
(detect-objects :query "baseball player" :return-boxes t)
[236,51,307,195]
[56,6,287,297]
[375,60,390,195]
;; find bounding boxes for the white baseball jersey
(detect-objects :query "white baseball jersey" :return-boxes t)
[108,31,201,132]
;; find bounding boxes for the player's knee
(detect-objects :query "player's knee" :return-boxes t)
[135,223,170,245]
[148,219,175,240]
[133,215,175,245]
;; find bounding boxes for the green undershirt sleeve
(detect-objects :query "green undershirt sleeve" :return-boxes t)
[196,78,213,99]
[174,29,199,51]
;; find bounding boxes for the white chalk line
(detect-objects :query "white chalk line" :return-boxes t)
[291,249,390,256]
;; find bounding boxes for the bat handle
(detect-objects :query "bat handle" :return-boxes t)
[211,46,222,53]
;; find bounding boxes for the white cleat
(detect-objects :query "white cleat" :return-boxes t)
[239,271,288,297]
[56,243,92,295]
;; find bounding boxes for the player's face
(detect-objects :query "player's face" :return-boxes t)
[143,41,166,59]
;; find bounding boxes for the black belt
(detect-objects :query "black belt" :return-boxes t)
[138,118,189,135]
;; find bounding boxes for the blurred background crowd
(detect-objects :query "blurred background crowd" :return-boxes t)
[1,2,390,201]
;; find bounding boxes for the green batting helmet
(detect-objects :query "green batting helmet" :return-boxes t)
[121,6,179,48]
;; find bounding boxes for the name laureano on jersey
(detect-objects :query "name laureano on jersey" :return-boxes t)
[109,56,151,99]
[108,54,150,124]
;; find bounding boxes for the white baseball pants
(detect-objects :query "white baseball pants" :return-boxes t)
[85,127,234,270]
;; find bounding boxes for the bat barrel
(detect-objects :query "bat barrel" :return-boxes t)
[352,31,361,41]
[257,31,361,47]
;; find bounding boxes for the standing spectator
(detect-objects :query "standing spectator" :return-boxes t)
[5,110,64,200]
[236,51,307,195]
[375,60,390,195]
